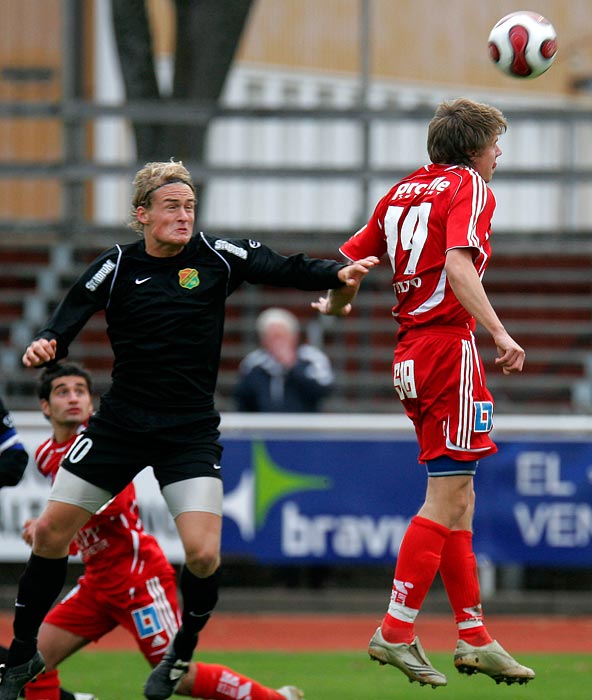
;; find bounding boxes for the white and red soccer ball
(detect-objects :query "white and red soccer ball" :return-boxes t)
[488,11,558,79]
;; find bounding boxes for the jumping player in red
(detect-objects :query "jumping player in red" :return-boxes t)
[314,98,534,688]
[18,363,303,700]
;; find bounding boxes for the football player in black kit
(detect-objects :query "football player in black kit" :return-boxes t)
[0,160,379,700]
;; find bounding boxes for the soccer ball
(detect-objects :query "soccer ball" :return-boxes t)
[488,11,558,79]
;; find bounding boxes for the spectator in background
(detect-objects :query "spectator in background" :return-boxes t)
[235,308,334,591]
[235,308,334,413]
[0,395,28,488]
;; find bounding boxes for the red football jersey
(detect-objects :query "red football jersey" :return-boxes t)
[35,430,174,592]
[340,164,495,333]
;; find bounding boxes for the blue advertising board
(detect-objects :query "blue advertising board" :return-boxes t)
[219,436,592,566]
[2,414,591,566]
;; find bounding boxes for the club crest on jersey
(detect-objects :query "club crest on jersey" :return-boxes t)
[178,268,200,289]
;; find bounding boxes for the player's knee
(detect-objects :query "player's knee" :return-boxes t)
[185,545,220,578]
[451,495,471,522]
[32,517,74,557]
[445,486,476,528]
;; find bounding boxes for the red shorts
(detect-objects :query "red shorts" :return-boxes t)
[393,326,497,463]
[44,569,181,665]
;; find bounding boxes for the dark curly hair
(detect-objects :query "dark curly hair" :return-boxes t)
[38,363,93,401]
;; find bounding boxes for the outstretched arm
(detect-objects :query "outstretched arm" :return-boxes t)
[445,248,525,375]
[312,256,379,316]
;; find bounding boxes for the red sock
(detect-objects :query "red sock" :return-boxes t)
[381,515,450,644]
[439,529,492,646]
[191,662,285,700]
[24,669,60,700]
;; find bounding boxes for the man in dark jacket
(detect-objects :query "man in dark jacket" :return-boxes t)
[235,307,334,413]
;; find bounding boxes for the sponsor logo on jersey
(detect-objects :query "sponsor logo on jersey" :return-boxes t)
[248,240,261,248]
[214,239,248,258]
[474,401,494,432]
[85,259,116,292]
[132,604,165,638]
[394,277,422,294]
[178,268,200,289]
[392,176,451,201]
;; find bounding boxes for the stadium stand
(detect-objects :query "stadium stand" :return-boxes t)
[1,233,591,414]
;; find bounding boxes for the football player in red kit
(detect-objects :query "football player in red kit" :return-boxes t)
[18,363,303,700]
[314,98,534,688]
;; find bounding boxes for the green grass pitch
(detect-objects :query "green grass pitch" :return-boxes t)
[59,650,591,700]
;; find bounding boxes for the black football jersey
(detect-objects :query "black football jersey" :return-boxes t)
[36,232,344,416]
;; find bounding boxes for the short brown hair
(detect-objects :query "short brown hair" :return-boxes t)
[129,160,196,234]
[38,363,92,401]
[427,98,507,167]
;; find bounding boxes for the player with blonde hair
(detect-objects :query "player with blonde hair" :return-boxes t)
[1,160,377,700]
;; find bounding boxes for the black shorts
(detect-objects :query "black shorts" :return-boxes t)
[61,409,223,495]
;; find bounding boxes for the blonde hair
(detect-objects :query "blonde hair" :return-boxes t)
[427,98,507,167]
[129,160,196,233]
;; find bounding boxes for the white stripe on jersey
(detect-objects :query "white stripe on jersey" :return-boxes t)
[146,576,180,641]
[127,525,139,573]
[35,439,53,468]
[467,169,486,248]
[408,268,447,316]
[36,438,70,476]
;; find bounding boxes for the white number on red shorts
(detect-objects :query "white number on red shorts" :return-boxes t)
[393,360,417,399]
